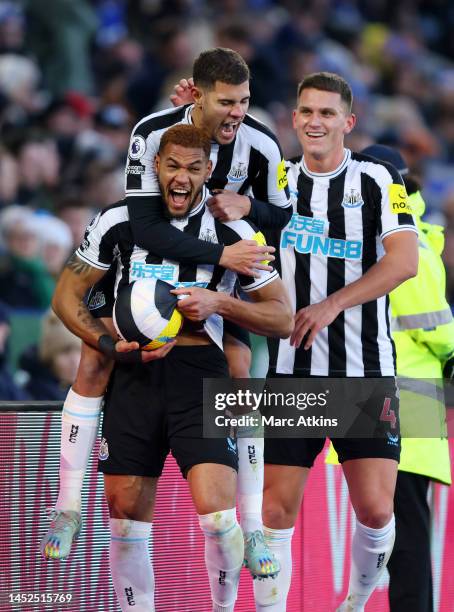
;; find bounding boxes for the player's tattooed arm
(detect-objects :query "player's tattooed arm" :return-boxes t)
[65,253,97,277]
[52,254,111,348]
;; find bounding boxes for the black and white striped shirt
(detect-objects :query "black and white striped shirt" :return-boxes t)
[76,187,278,350]
[268,149,417,377]
[126,104,290,209]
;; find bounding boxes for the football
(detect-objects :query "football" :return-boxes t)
[113,278,183,350]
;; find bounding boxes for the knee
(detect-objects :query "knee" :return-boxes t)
[262,498,297,530]
[355,503,394,528]
[198,507,238,536]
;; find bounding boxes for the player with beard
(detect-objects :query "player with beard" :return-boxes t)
[49,125,293,611]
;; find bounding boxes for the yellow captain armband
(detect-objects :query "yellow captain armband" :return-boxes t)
[252,231,271,265]
[389,183,412,214]
[277,159,288,191]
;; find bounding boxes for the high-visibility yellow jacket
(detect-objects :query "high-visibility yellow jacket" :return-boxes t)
[327,192,453,484]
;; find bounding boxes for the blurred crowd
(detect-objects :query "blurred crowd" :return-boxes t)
[0,0,454,398]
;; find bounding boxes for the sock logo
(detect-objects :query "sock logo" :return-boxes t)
[376,552,386,569]
[218,570,226,586]
[69,424,79,444]
[125,586,135,606]
[248,445,257,464]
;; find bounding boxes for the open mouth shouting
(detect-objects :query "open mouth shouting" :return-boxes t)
[218,121,240,142]
[168,186,193,215]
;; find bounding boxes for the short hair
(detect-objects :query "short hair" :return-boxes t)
[297,72,353,112]
[158,124,211,159]
[193,47,250,90]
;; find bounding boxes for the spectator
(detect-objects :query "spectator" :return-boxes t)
[19,309,81,401]
[0,300,30,400]
[0,205,54,309]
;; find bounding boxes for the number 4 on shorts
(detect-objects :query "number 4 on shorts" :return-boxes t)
[380,397,397,429]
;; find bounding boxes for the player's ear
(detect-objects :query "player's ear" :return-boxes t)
[155,153,161,174]
[192,86,203,108]
[205,159,213,178]
[345,113,356,134]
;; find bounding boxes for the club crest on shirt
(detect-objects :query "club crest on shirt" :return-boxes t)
[227,162,248,183]
[199,228,218,243]
[342,189,364,209]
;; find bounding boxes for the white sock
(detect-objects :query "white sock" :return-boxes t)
[237,436,264,533]
[55,388,102,512]
[109,518,154,611]
[341,515,396,611]
[254,526,294,611]
[198,508,244,611]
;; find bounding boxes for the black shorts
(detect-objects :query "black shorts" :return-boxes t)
[85,265,115,319]
[98,344,238,478]
[264,376,400,467]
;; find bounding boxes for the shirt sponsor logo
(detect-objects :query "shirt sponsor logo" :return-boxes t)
[129,135,146,160]
[277,159,288,190]
[227,161,248,183]
[389,183,411,214]
[281,214,363,260]
[342,188,364,209]
[130,262,208,287]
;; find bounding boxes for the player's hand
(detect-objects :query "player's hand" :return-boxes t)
[169,77,195,107]
[98,334,175,363]
[171,287,221,321]
[220,240,275,277]
[290,298,341,349]
[207,190,251,221]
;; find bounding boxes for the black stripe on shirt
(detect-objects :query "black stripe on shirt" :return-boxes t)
[360,172,380,375]
[133,106,187,137]
[293,172,314,373]
[327,173,347,375]
[208,141,236,190]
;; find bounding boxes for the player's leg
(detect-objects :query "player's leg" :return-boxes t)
[100,359,167,612]
[168,343,243,612]
[387,471,433,612]
[41,324,114,560]
[254,437,320,611]
[188,462,244,612]
[336,378,400,612]
[224,329,279,579]
[337,457,398,612]
[104,475,157,612]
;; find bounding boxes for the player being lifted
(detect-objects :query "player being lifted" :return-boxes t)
[41,48,291,580]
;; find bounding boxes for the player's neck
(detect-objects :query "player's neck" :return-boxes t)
[303,147,347,175]
[191,106,203,130]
